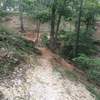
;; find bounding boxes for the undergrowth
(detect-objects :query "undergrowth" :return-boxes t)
[0,27,35,77]
[73,54,100,86]
[86,84,100,100]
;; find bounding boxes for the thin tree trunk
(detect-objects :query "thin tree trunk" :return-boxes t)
[36,20,40,44]
[73,0,83,57]
[86,23,89,31]
[56,0,66,33]
[55,14,62,40]
[19,0,24,32]
[49,3,56,49]
[70,21,72,32]
[20,11,24,32]
[55,0,66,47]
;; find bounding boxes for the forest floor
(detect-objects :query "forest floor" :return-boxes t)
[0,51,95,100]
[0,31,96,100]
[0,16,98,100]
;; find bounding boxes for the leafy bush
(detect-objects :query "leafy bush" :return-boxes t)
[73,54,93,70]
[0,27,36,77]
[0,10,8,17]
[41,33,49,46]
[58,29,97,58]
[58,30,75,58]
[36,11,50,23]
[73,54,100,85]
[88,59,100,83]
[0,10,8,21]
[78,29,97,55]
[0,27,35,54]
[0,49,22,77]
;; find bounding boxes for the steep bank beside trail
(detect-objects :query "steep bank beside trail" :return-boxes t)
[0,29,96,100]
[0,51,95,100]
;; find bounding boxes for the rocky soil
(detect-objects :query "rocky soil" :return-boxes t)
[0,52,95,100]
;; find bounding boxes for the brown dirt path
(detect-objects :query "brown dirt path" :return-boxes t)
[38,48,74,70]
[24,32,74,70]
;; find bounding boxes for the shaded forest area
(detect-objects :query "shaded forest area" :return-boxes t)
[0,0,100,100]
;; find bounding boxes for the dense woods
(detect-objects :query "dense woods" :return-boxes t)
[0,0,100,100]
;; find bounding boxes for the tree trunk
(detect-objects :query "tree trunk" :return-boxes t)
[19,0,24,32]
[86,22,89,31]
[70,21,72,32]
[36,20,40,44]
[55,0,66,47]
[55,14,62,40]
[73,0,83,57]
[49,3,56,49]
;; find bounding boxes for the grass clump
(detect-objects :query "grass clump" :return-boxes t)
[0,49,23,77]
[0,27,36,77]
[0,27,36,54]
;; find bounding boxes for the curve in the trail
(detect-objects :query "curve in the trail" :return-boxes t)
[0,32,95,100]
[24,32,74,70]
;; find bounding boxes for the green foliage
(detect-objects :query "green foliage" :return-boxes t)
[24,0,50,23]
[58,28,97,58]
[0,50,22,77]
[41,33,49,46]
[34,11,50,23]
[0,10,8,21]
[0,27,35,77]
[73,54,93,70]
[58,30,75,58]
[88,59,100,83]
[86,84,100,100]
[78,29,97,55]
[0,27,35,54]
[73,54,100,85]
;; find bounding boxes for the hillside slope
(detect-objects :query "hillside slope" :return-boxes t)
[0,17,96,100]
[0,50,95,100]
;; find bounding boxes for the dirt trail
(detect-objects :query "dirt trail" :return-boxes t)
[0,30,95,100]
[38,47,74,70]
[24,32,74,70]
[0,54,95,100]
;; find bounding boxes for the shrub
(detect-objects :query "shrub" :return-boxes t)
[0,27,36,78]
[88,59,100,83]
[0,49,22,77]
[58,30,75,58]
[0,27,35,54]
[73,54,100,85]
[73,54,93,70]
[58,29,97,58]
[0,10,8,21]
[41,33,49,46]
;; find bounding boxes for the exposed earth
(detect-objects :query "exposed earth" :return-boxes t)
[0,51,95,100]
[0,16,98,100]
